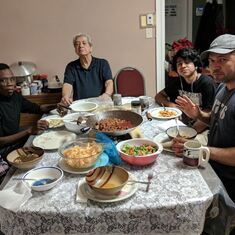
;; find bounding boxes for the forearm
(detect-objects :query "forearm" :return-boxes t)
[40,104,57,113]
[197,109,211,125]
[192,120,209,133]
[209,147,235,166]
[155,92,176,107]
[104,80,113,96]
[0,128,31,148]
[62,83,73,99]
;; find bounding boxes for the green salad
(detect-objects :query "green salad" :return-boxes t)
[121,144,158,156]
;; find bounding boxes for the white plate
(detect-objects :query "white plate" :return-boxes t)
[33,131,77,150]
[58,152,109,175]
[153,132,173,153]
[80,173,138,203]
[149,107,182,120]
[41,115,64,128]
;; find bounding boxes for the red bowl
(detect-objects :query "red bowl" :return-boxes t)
[116,138,163,166]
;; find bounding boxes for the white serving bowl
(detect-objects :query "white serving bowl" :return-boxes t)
[166,126,197,139]
[22,166,63,191]
[63,113,93,134]
[69,101,98,112]
[116,138,163,166]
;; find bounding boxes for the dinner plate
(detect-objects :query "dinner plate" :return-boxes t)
[79,173,138,203]
[41,115,64,128]
[33,131,77,150]
[149,107,182,120]
[153,132,173,153]
[58,152,109,174]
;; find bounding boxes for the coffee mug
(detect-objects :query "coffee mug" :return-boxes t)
[139,96,153,111]
[183,140,210,168]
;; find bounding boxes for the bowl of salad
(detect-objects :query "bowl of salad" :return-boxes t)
[116,138,163,166]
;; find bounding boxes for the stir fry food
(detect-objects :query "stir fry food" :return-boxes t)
[121,144,158,156]
[95,118,133,132]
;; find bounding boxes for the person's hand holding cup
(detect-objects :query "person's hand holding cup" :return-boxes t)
[183,140,210,168]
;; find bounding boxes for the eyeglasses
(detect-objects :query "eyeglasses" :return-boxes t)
[0,77,16,85]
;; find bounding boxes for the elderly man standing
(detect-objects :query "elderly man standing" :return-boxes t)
[61,33,113,105]
[173,34,235,204]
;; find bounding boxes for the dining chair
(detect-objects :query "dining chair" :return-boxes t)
[114,67,145,97]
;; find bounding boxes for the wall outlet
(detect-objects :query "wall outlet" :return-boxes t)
[146,28,153,38]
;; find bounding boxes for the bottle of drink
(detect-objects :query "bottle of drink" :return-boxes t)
[21,81,30,96]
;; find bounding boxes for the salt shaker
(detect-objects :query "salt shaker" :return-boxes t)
[113,94,122,106]
[131,100,141,115]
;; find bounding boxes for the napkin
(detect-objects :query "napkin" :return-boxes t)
[157,119,185,132]
[0,181,32,212]
[75,180,87,203]
[96,132,122,165]
[129,127,144,138]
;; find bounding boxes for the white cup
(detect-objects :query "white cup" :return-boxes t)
[183,140,210,168]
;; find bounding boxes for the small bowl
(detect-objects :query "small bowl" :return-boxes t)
[116,138,163,166]
[69,101,98,112]
[86,166,129,195]
[166,126,197,139]
[58,138,103,169]
[7,147,44,170]
[22,166,63,191]
[63,113,93,134]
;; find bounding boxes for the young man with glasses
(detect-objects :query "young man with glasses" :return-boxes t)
[0,63,56,183]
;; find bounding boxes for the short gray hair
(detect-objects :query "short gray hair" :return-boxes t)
[73,33,92,46]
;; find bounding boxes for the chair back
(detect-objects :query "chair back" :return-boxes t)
[114,67,145,97]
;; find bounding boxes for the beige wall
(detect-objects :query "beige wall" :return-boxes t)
[0,0,156,96]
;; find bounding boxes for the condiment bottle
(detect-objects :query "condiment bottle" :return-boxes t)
[21,81,30,96]
[131,100,141,115]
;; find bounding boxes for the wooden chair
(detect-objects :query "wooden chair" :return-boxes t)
[114,67,145,97]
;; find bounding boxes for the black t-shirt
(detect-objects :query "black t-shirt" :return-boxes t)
[164,75,216,110]
[0,92,41,136]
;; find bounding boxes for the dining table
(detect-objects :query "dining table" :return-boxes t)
[0,97,234,235]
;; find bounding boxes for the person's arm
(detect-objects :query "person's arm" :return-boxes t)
[155,90,177,107]
[0,120,48,148]
[61,83,73,105]
[209,147,235,166]
[40,104,57,113]
[99,79,113,100]
[175,95,211,124]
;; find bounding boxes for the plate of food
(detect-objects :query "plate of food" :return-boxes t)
[79,173,138,203]
[153,132,173,153]
[41,115,64,128]
[149,107,182,120]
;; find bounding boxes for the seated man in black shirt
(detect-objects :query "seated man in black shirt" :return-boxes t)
[0,63,56,181]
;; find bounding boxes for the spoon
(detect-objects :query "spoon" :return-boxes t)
[146,173,153,192]
[128,180,149,185]
[175,117,180,137]
[161,103,166,111]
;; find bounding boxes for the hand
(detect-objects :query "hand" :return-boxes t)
[171,137,187,157]
[61,96,73,106]
[175,95,200,119]
[28,120,49,135]
[99,93,112,101]
[56,103,68,117]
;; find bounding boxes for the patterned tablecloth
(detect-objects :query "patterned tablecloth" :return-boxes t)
[0,102,214,235]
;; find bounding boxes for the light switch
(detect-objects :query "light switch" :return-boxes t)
[140,15,147,28]
[146,28,153,39]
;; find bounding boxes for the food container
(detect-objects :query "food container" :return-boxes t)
[58,138,103,169]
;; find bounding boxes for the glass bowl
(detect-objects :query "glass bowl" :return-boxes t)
[58,138,103,169]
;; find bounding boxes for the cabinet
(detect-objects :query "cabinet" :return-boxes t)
[20,92,62,128]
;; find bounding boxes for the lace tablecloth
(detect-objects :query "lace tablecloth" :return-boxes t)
[0,106,214,235]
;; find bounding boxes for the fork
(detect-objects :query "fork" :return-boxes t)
[146,173,153,192]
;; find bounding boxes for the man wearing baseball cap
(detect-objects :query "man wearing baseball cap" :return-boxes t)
[173,34,235,204]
